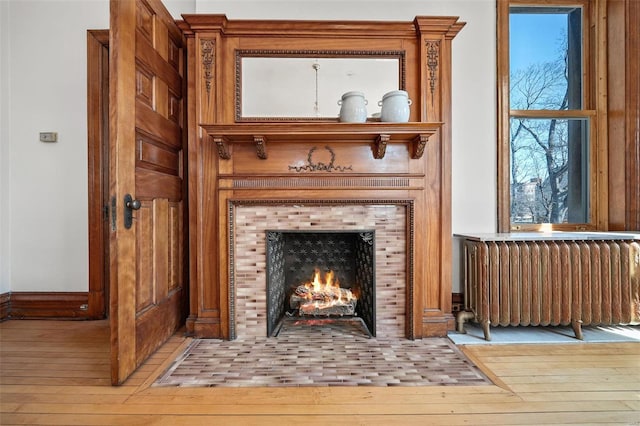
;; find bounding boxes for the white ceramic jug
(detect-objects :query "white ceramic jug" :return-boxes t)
[338,91,368,123]
[378,90,412,122]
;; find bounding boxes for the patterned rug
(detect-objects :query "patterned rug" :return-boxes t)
[154,321,492,387]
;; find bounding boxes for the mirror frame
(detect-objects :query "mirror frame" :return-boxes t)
[235,49,406,122]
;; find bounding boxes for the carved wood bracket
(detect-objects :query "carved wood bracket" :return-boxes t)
[412,134,431,159]
[212,136,231,159]
[254,136,268,159]
[374,134,391,159]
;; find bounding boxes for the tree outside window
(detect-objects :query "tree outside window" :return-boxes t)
[508,6,589,226]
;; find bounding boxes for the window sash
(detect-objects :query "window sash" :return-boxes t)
[509,116,593,227]
[497,0,607,232]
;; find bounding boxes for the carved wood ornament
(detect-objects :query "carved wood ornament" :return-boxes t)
[412,134,430,159]
[288,146,353,172]
[374,134,390,159]
[200,39,215,96]
[426,40,440,106]
[254,136,268,159]
[212,136,230,159]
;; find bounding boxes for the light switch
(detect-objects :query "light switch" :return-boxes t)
[40,132,58,143]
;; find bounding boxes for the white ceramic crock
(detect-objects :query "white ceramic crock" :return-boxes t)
[378,90,412,122]
[338,91,368,123]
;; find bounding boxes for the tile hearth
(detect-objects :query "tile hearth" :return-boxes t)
[154,322,492,388]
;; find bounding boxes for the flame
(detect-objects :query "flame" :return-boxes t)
[299,268,356,309]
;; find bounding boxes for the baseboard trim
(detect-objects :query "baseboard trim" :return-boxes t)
[0,291,464,322]
[0,293,10,321]
[1,292,91,320]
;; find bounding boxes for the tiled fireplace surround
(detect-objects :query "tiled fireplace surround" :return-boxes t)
[231,203,411,339]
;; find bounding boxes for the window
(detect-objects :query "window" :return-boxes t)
[497,0,607,231]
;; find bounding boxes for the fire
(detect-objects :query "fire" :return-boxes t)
[303,269,355,303]
[292,269,357,316]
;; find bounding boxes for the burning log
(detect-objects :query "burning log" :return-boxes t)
[291,285,357,316]
[299,300,356,316]
[290,286,353,306]
[289,269,358,317]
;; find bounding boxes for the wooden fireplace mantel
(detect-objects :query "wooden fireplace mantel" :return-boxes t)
[201,122,441,160]
[182,15,465,340]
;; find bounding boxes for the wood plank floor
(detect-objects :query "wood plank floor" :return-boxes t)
[1,320,638,425]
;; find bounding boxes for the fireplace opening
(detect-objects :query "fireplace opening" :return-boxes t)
[266,230,375,337]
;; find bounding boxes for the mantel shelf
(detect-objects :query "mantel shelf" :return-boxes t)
[200,122,442,160]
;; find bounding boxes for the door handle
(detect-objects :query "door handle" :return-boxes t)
[124,194,141,229]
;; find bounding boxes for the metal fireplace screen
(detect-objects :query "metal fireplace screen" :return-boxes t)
[266,230,375,337]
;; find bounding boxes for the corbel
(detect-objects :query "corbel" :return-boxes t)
[373,134,390,159]
[212,135,231,159]
[411,134,430,159]
[254,135,268,159]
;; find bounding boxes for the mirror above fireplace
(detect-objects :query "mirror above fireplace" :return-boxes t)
[237,50,405,121]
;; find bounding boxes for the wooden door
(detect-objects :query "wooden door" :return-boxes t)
[109,0,186,385]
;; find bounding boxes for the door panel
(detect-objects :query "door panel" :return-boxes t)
[109,0,186,385]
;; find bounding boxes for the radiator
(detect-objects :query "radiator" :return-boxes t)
[460,237,640,340]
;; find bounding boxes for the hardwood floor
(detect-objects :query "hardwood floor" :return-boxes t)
[1,320,638,425]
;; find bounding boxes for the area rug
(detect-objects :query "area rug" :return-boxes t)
[154,321,492,387]
[448,324,640,345]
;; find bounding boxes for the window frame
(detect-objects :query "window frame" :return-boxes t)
[497,0,609,232]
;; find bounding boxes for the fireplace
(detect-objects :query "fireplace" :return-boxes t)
[265,230,376,337]
[185,16,465,339]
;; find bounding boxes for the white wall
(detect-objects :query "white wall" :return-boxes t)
[0,0,495,295]
[0,0,195,294]
[1,0,11,294]
[2,0,109,293]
